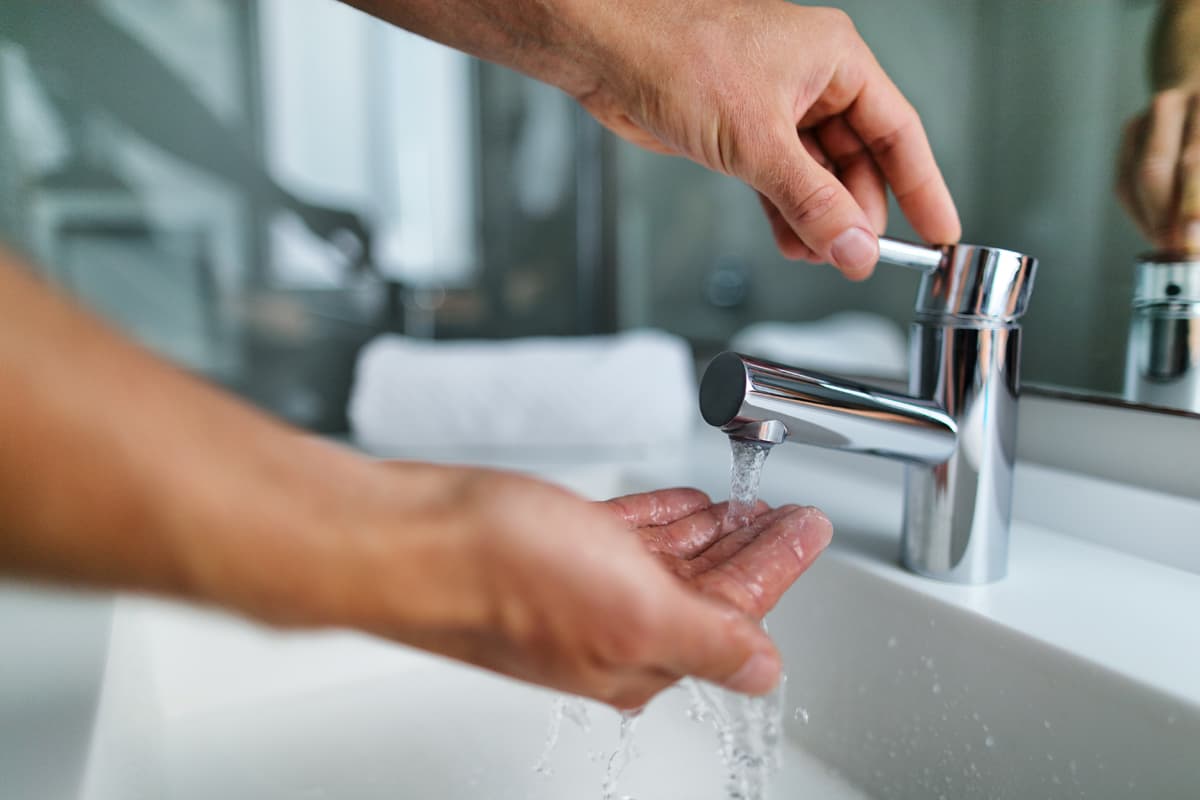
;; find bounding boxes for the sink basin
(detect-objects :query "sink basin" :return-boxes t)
[3,436,1198,799]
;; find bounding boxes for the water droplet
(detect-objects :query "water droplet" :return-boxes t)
[971,712,980,721]
[984,735,995,748]
[1043,720,1052,730]
[1069,759,1078,776]
[794,707,810,724]
[931,683,941,695]
[887,636,898,648]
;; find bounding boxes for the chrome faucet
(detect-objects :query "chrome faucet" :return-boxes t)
[699,237,1038,584]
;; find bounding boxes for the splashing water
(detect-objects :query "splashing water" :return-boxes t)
[726,439,773,528]
[536,436,784,799]
[694,437,786,799]
[533,696,592,777]
[683,659,785,800]
[602,709,643,800]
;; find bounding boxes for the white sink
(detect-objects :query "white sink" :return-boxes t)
[3,436,1198,799]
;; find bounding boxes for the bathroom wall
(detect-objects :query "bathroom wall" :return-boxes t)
[0,0,1164,433]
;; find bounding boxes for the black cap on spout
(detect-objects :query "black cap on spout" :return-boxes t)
[699,352,749,428]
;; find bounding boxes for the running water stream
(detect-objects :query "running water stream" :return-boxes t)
[681,436,784,800]
[538,436,783,799]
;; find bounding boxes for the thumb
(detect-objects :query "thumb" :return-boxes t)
[661,595,782,695]
[747,126,879,280]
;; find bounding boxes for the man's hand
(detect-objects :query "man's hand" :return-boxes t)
[343,0,962,279]
[571,2,961,279]
[298,468,832,710]
[1117,90,1200,254]
[0,253,831,712]
[1118,1,1200,253]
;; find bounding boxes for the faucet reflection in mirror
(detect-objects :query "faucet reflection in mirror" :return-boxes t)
[1124,254,1200,413]
[700,238,1038,585]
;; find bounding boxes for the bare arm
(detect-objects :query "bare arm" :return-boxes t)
[0,248,832,706]
[342,0,962,279]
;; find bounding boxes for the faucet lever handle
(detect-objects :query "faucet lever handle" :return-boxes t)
[878,236,944,273]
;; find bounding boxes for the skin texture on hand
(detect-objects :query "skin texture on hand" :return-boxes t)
[316,466,833,709]
[342,0,962,278]
[0,250,832,710]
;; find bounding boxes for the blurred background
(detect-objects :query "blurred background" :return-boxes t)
[0,0,1172,433]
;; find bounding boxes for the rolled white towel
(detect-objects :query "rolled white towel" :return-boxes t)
[729,312,908,379]
[348,330,698,453]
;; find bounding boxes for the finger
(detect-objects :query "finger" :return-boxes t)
[746,121,880,279]
[1116,113,1152,237]
[1137,89,1190,242]
[593,666,679,711]
[602,488,711,528]
[675,504,801,577]
[639,499,771,559]
[758,193,821,261]
[1175,93,1200,252]
[817,116,889,234]
[842,65,961,246]
[691,506,833,619]
[656,595,782,695]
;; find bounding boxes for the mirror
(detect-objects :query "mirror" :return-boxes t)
[616,0,1200,416]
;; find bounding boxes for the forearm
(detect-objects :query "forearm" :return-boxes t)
[1151,0,1200,89]
[0,250,382,624]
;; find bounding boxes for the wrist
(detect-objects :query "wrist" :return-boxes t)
[169,439,493,639]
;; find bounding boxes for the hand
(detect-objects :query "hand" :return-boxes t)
[288,464,832,710]
[1117,88,1200,253]
[570,1,961,278]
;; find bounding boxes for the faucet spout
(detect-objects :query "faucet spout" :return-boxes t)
[699,237,1036,585]
[699,353,957,463]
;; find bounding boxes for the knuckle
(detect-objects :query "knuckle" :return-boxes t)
[779,180,841,225]
[869,107,920,160]
[816,7,855,37]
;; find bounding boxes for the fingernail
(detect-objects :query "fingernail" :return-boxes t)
[724,651,781,695]
[831,227,879,276]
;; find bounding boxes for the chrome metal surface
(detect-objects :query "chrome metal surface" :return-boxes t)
[902,324,1021,583]
[877,237,944,273]
[723,418,788,445]
[1124,256,1200,413]
[700,353,956,462]
[700,237,1039,584]
[878,236,1038,322]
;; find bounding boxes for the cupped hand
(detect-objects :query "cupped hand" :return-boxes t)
[332,465,831,710]
[571,1,961,278]
[1117,88,1200,254]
